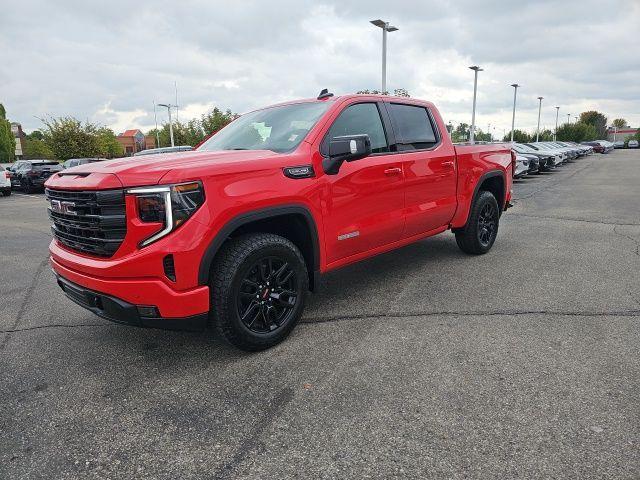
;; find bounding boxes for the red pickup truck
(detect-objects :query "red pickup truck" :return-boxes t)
[45,92,513,350]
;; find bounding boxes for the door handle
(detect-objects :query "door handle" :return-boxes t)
[442,160,455,167]
[384,167,402,175]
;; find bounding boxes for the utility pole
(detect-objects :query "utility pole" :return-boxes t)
[536,96,543,142]
[510,84,520,142]
[469,66,483,144]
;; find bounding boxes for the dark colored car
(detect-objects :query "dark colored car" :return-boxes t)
[62,158,104,169]
[12,161,62,193]
[581,141,605,153]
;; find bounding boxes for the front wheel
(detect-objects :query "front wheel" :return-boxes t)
[455,190,500,255]
[1,189,10,197]
[209,233,308,351]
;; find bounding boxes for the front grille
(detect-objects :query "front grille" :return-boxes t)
[46,188,127,257]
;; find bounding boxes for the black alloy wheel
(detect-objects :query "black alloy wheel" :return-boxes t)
[237,256,298,334]
[477,203,497,247]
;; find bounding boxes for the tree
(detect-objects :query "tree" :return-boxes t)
[41,117,100,160]
[502,129,531,143]
[24,137,55,159]
[612,118,627,129]
[0,104,16,162]
[579,111,607,139]
[451,123,470,142]
[201,107,237,136]
[537,129,554,141]
[95,127,124,158]
[356,88,410,97]
[556,122,597,143]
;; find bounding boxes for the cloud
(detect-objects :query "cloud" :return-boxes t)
[1,0,639,136]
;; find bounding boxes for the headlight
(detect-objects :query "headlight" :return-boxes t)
[127,181,205,247]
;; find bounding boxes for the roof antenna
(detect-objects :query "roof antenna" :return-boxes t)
[317,88,334,100]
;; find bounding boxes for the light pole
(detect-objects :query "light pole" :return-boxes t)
[567,113,571,124]
[554,106,560,141]
[153,100,160,147]
[157,103,176,147]
[469,65,483,144]
[510,83,520,142]
[370,19,398,94]
[613,126,617,142]
[574,116,578,123]
[487,123,491,142]
[536,96,543,142]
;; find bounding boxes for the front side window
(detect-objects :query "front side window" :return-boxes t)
[199,102,330,154]
[388,103,438,151]
[324,103,389,154]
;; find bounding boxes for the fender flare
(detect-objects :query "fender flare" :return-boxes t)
[198,204,321,287]
[456,169,507,229]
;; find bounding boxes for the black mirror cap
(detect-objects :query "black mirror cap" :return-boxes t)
[329,134,372,161]
[323,134,372,175]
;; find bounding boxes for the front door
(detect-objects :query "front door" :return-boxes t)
[320,102,405,265]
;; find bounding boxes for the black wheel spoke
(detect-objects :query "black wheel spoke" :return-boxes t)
[236,255,299,334]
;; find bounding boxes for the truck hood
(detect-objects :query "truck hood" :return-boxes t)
[46,150,281,188]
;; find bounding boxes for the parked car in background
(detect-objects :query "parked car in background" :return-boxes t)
[512,143,555,171]
[581,141,605,153]
[628,140,639,148]
[514,155,530,178]
[0,165,11,196]
[12,161,62,193]
[525,143,567,164]
[132,146,193,157]
[614,141,625,149]
[598,140,615,153]
[6,159,56,174]
[62,158,104,169]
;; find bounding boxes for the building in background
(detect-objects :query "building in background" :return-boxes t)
[11,122,25,160]
[117,129,156,156]
[607,127,638,142]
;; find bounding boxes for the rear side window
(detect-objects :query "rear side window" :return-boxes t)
[324,103,389,154]
[388,103,438,150]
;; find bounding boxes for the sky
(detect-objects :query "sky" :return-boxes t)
[2,0,639,138]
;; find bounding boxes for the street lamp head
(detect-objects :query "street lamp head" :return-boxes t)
[157,103,170,108]
[469,65,483,72]
[370,19,398,31]
[537,96,544,101]
[510,83,520,88]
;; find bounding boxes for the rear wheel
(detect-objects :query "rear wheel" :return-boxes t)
[209,233,308,351]
[2,189,10,197]
[455,190,500,255]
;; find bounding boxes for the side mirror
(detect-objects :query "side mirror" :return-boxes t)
[323,134,372,175]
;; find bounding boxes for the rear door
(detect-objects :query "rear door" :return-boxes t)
[320,101,405,264]
[384,101,457,237]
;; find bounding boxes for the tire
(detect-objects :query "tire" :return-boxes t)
[2,189,10,197]
[455,190,500,255]
[209,233,308,351]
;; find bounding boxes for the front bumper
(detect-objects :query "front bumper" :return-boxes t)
[55,274,207,331]
[51,255,210,323]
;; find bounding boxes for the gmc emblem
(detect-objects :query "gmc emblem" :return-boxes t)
[50,199,77,215]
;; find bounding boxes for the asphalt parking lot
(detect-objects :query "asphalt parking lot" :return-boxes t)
[1,151,639,479]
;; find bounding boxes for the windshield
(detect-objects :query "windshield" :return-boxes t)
[199,102,331,154]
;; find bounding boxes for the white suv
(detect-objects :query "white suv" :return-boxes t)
[0,165,11,196]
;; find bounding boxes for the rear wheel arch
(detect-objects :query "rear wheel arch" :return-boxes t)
[198,205,321,290]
